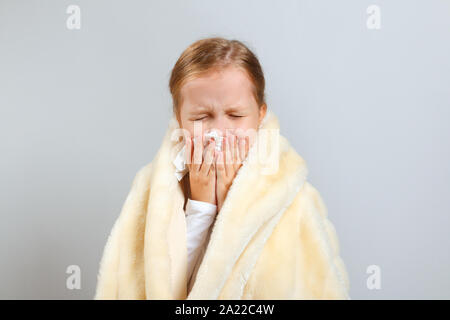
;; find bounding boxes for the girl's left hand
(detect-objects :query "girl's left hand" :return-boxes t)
[215,132,249,212]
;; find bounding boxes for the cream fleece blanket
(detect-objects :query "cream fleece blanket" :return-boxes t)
[94,109,350,299]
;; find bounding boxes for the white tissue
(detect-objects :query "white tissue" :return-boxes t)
[173,129,224,181]
[173,145,189,181]
[204,130,224,152]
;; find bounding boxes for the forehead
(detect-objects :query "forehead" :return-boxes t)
[180,66,255,111]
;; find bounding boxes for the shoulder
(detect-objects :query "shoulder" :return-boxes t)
[283,181,328,225]
[117,161,154,207]
[295,181,328,219]
[130,161,153,189]
[293,181,337,250]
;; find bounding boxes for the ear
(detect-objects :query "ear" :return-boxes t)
[258,103,267,125]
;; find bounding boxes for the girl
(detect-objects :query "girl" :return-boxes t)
[94,37,350,299]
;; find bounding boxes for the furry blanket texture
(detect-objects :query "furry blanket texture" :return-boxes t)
[94,109,350,299]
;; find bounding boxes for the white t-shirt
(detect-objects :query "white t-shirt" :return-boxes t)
[184,198,217,291]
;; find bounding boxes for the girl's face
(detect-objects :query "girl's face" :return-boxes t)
[177,66,267,141]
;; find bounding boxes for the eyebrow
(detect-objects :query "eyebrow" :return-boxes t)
[190,105,213,114]
[226,106,246,113]
[189,105,247,114]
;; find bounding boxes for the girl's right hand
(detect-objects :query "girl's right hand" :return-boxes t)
[186,135,217,206]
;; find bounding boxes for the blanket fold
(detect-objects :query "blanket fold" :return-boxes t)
[94,109,350,299]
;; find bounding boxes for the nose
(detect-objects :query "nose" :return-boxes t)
[205,115,234,137]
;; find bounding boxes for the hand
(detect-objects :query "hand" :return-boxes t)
[186,135,217,206]
[215,133,249,212]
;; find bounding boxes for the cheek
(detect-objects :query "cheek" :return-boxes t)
[181,124,207,141]
[237,116,259,131]
[178,118,194,139]
[225,118,259,139]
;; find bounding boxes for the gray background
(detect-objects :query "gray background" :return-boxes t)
[1,0,449,299]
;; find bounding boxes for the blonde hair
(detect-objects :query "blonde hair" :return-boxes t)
[169,37,266,117]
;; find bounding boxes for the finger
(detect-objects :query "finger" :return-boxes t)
[185,136,193,170]
[210,151,218,177]
[245,136,249,158]
[192,134,203,171]
[225,133,234,175]
[208,141,217,177]
[216,149,225,178]
[200,139,215,175]
[238,136,246,163]
[231,134,239,166]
